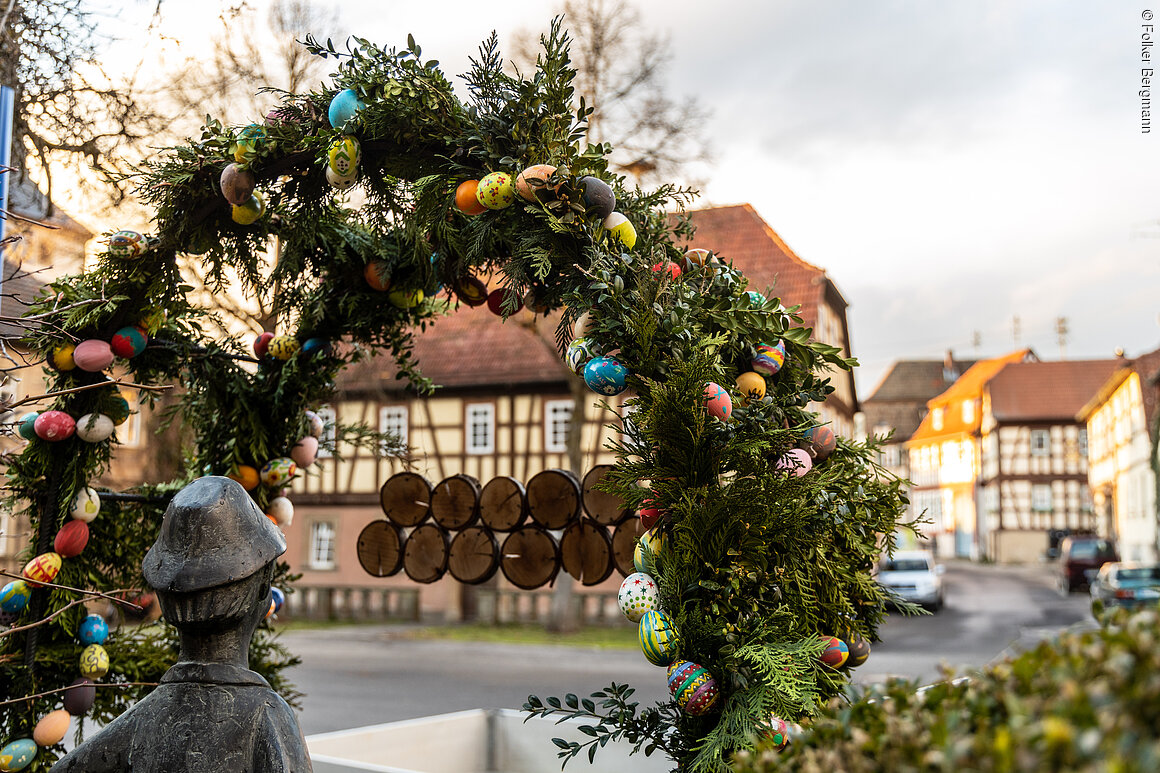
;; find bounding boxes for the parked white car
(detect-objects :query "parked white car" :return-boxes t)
[878,550,945,611]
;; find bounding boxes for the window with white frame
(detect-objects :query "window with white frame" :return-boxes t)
[961,399,975,424]
[1030,429,1051,457]
[1078,429,1088,458]
[882,444,901,467]
[379,405,409,453]
[118,391,142,448]
[465,403,495,455]
[544,399,574,453]
[931,407,944,431]
[1031,484,1053,512]
[309,521,336,569]
[316,405,337,459]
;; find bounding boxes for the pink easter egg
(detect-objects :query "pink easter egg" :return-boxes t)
[703,382,732,421]
[34,411,76,441]
[73,340,115,372]
[290,435,319,468]
[777,448,813,477]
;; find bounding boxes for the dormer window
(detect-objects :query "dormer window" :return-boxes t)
[961,400,975,424]
[932,407,944,431]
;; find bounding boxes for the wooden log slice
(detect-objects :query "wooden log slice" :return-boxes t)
[581,464,631,525]
[402,523,450,584]
[380,472,432,527]
[526,468,581,530]
[560,520,614,586]
[611,516,645,577]
[431,474,481,530]
[479,476,528,532]
[448,526,500,585]
[500,526,560,590]
[356,520,405,578]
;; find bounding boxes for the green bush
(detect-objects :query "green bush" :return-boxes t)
[733,608,1160,772]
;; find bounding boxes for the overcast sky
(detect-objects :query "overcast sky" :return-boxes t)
[108,0,1160,396]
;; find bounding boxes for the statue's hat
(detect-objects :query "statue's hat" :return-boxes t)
[143,476,286,593]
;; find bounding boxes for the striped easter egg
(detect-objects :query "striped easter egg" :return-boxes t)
[638,610,679,666]
[752,341,786,375]
[819,636,849,668]
[22,552,61,587]
[667,660,720,716]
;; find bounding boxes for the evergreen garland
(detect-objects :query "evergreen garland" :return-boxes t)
[0,18,913,772]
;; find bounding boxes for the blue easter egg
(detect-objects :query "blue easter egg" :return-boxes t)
[301,338,330,357]
[17,412,38,440]
[747,291,766,306]
[0,580,31,613]
[328,89,366,131]
[271,587,285,613]
[0,738,36,771]
[583,356,628,396]
[79,613,109,646]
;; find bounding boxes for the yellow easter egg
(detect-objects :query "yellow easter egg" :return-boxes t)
[603,212,637,249]
[267,336,300,361]
[327,135,361,176]
[736,372,766,405]
[51,344,76,371]
[475,171,515,210]
[79,644,109,680]
[231,191,266,225]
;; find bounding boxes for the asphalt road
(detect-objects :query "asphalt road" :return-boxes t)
[283,560,1094,736]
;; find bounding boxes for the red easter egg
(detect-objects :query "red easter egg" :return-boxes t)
[110,326,148,358]
[364,260,392,291]
[651,261,681,279]
[72,340,114,372]
[34,411,76,441]
[254,332,275,358]
[640,500,663,530]
[54,519,90,558]
[486,289,523,316]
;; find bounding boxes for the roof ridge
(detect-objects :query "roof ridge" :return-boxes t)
[734,204,826,276]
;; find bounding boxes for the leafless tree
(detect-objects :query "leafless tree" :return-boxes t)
[512,0,712,188]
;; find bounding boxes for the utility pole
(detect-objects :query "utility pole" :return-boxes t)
[0,84,14,320]
[971,330,982,352]
[1011,315,1021,346]
[1056,316,1069,359]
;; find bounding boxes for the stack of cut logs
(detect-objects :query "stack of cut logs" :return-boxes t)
[356,466,644,589]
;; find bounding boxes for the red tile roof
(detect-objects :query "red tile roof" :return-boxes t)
[908,349,1034,443]
[986,359,1121,422]
[1076,347,1160,441]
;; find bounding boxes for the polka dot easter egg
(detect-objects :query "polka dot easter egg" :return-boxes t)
[79,614,109,646]
[618,572,660,623]
[475,171,515,209]
[0,738,37,772]
[752,341,787,375]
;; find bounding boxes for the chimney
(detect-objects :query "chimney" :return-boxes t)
[942,349,958,383]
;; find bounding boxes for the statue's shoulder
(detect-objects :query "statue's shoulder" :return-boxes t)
[49,699,145,772]
[253,693,313,773]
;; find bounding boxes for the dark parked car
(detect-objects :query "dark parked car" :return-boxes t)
[1090,563,1160,618]
[1058,536,1118,593]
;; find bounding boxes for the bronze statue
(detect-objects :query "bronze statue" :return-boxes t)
[52,476,313,772]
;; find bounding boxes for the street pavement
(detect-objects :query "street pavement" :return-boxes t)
[283,559,1094,736]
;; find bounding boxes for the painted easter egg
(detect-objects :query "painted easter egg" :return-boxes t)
[267,496,294,528]
[514,164,559,201]
[752,341,786,375]
[79,614,109,646]
[253,331,275,358]
[364,260,392,291]
[602,212,637,249]
[23,552,61,587]
[232,191,266,225]
[266,596,277,618]
[326,166,358,191]
[33,709,71,747]
[566,338,602,375]
[651,261,681,279]
[34,411,75,442]
[639,498,663,531]
[327,135,361,176]
[271,587,285,614]
[572,310,596,339]
[804,425,837,462]
[227,465,260,491]
[847,637,871,667]
[703,382,732,421]
[75,413,115,443]
[16,412,38,441]
[110,326,148,358]
[105,393,131,426]
[0,580,30,613]
[667,660,720,716]
[453,275,489,305]
[50,344,76,371]
[79,643,109,679]
[819,636,849,668]
[305,410,325,438]
[683,248,717,273]
[634,529,666,574]
[736,372,766,405]
[475,171,515,210]
[486,288,522,316]
[388,288,425,309]
[328,88,365,130]
[759,717,791,751]
[70,487,101,522]
[53,520,90,558]
[220,163,256,205]
[522,289,550,314]
[455,180,487,215]
[747,290,767,307]
[63,679,95,715]
[583,356,629,396]
[777,448,813,478]
[617,572,660,623]
[291,436,319,468]
[639,609,679,666]
[233,123,265,162]
[107,230,147,259]
[260,457,297,487]
[302,338,330,357]
[0,738,36,771]
[579,176,616,220]
[267,335,300,360]
[73,340,114,372]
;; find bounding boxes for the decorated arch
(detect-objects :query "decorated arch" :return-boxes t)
[0,21,911,773]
